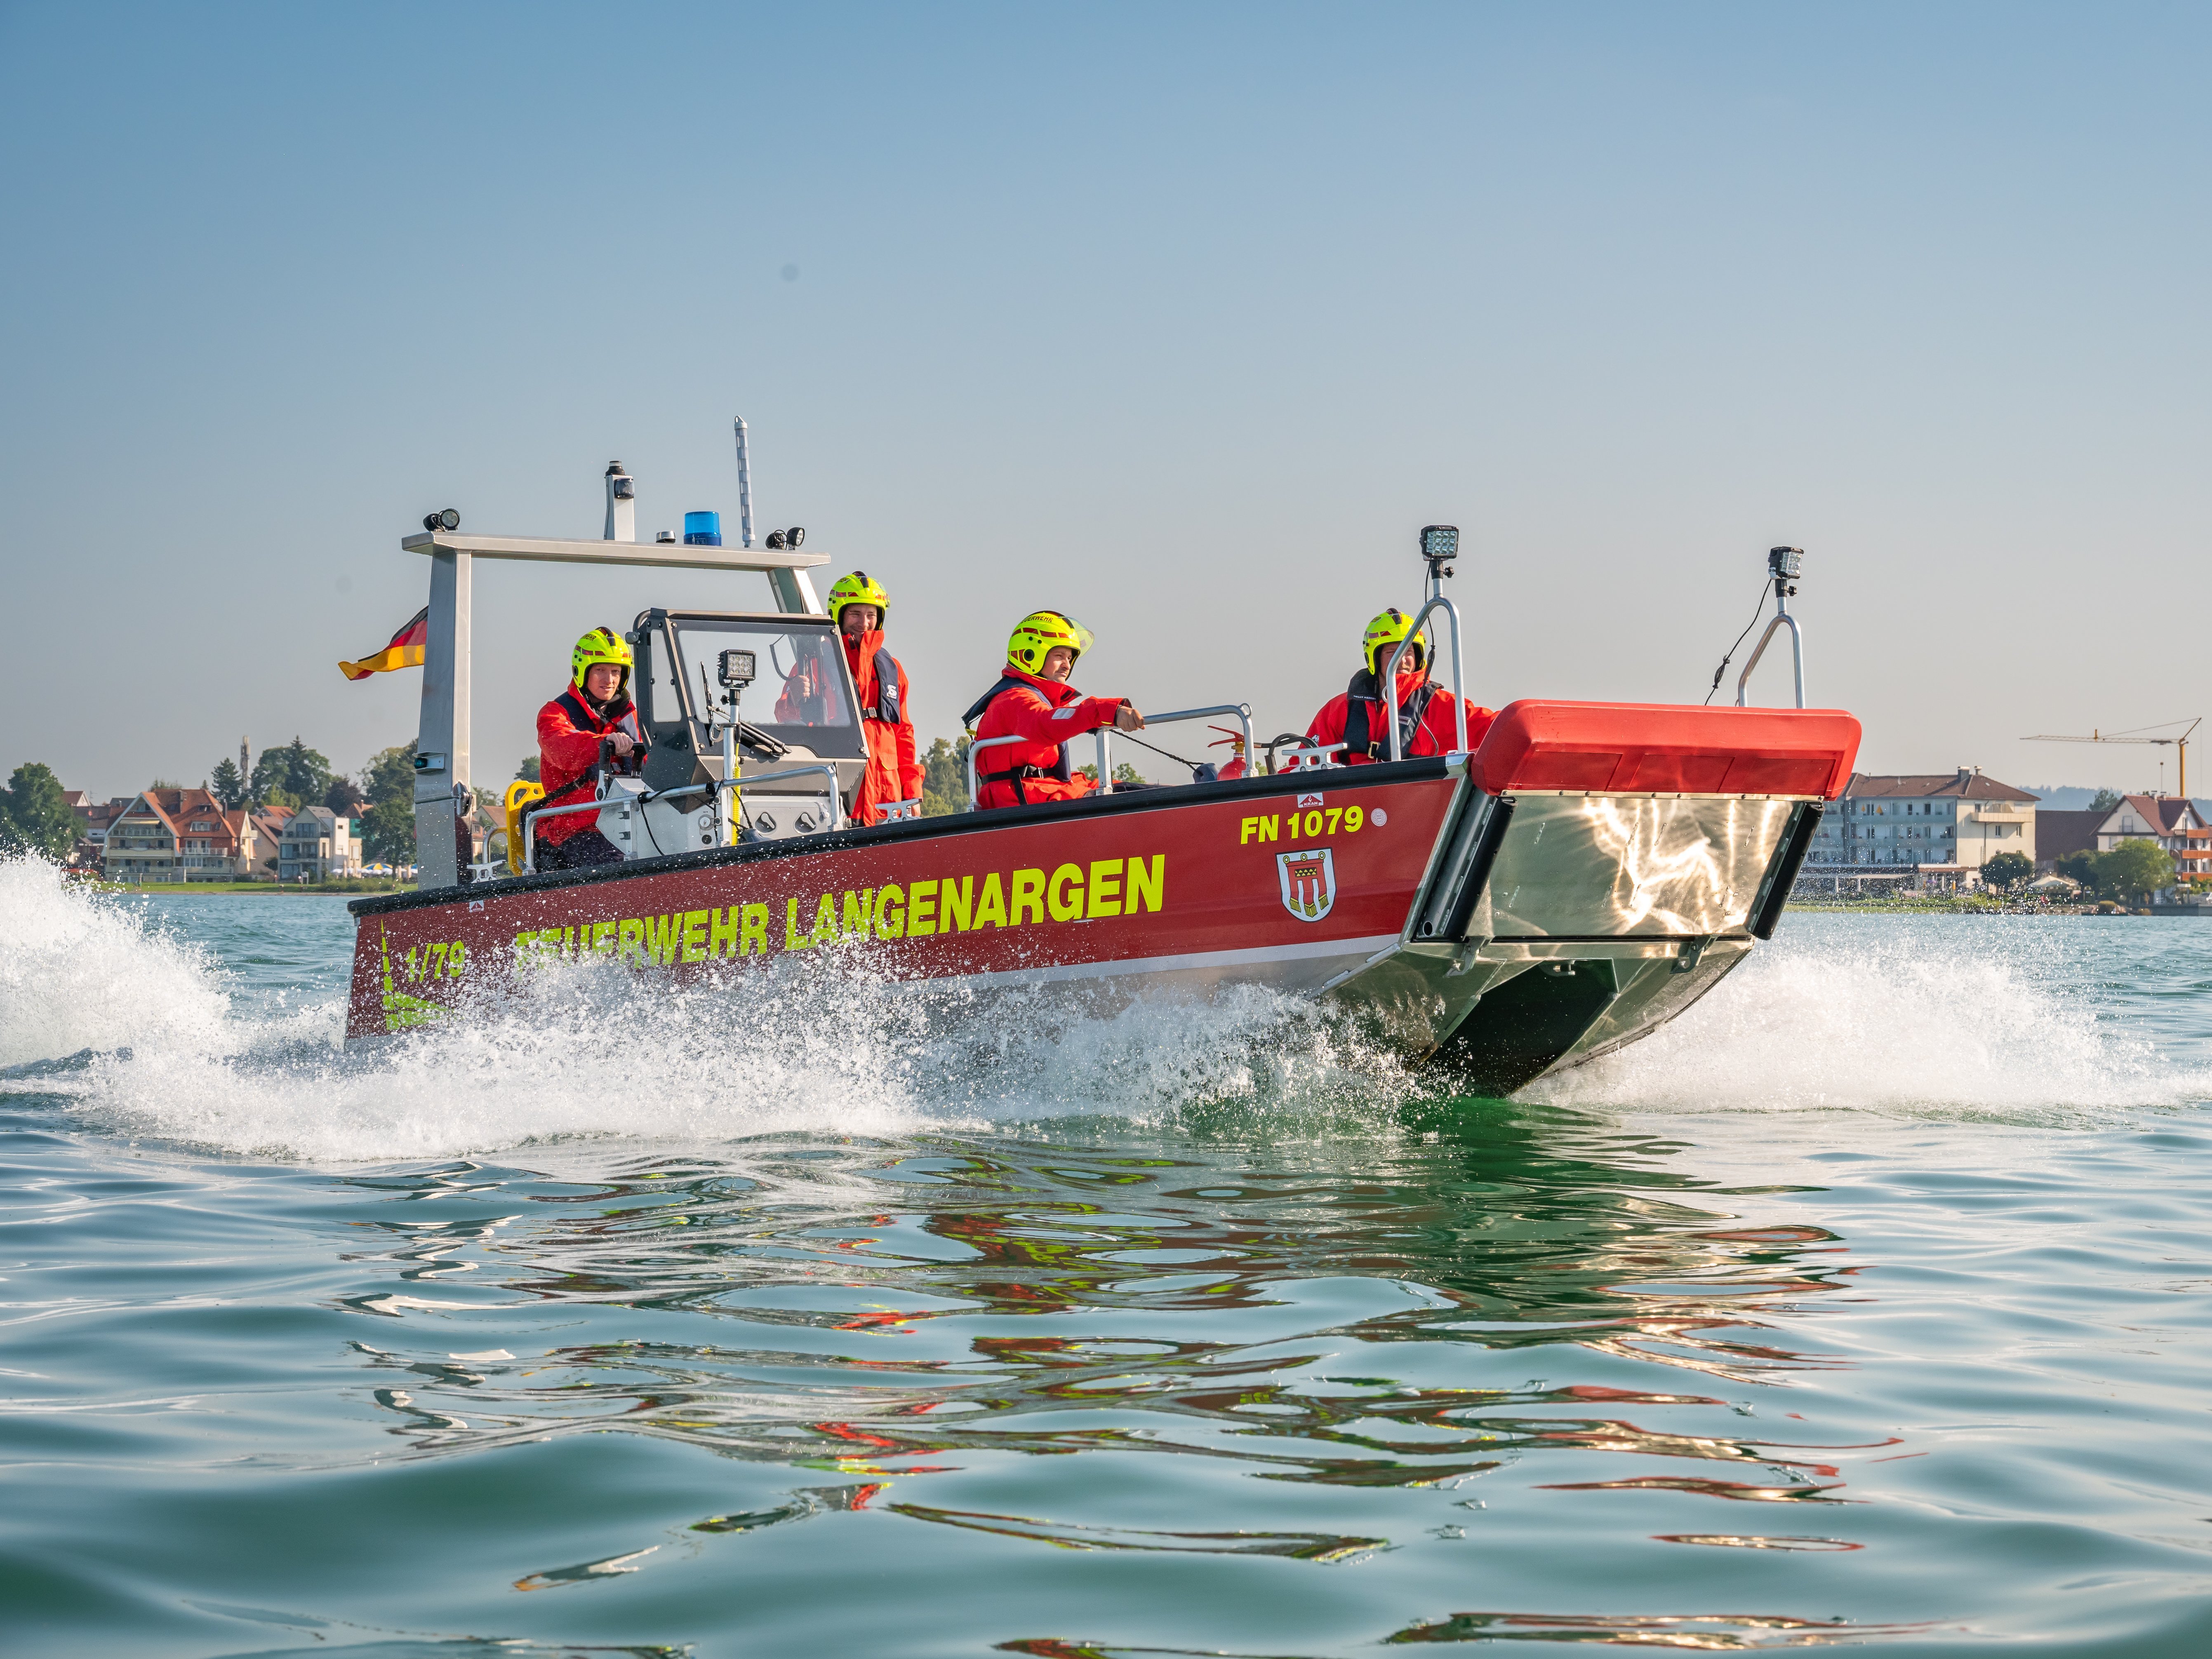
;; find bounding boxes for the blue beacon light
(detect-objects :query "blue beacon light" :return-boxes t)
[683,511,723,547]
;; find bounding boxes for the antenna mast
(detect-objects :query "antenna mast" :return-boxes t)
[732,417,755,550]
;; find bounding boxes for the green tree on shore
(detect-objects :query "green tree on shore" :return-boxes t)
[1981,851,2033,890]
[920,737,970,816]
[359,742,417,865]
[2097,839,2174,905]
[209,757,248,809]
[1077,761,1146,787]
[0,763,80,861]
[2090,788,2123,811]
[250,738,333,808]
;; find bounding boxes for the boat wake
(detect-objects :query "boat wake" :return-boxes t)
[7,859,2207,1158]
[0,856,1411,1161]
[1527,919,2212,1118]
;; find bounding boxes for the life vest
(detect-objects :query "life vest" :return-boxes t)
[861,646,904,726]
[1340,668,1439,761]
[963,675,1073,804]
[542,689,645,812]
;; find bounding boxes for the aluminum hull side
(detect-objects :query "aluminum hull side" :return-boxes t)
[1392,789,1810,1092]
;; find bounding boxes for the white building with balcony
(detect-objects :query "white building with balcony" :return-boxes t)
[277,806,364,881]
[102,788,266,883]
[1805,768,2037,885]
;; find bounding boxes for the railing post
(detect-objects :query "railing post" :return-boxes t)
[1383,597,1466,761]
[966,735,1026,811]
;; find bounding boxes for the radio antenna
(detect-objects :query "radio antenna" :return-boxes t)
[732,416,756,549]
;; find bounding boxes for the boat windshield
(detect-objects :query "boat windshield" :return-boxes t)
[670,617,854,732]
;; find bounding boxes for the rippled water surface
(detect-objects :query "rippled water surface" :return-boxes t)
[6,859,2212,1656]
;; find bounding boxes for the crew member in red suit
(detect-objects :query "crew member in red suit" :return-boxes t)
[1304,608,1496,765]
[802,571,925,825]
[966,611,1145,810]
[534,626,646,869]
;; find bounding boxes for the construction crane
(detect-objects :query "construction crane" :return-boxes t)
[2023,717,2202,798]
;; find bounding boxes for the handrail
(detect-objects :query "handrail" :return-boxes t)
[1383,596,1468,761]
[1120,703,1256,788]
[965,734,1026,811]
[969,702,1256,807]
[722,763,845,821]
[1735,609,1806,709]
[521,794,617,874]
[1094,702,1257,791]
[521,764,846,872]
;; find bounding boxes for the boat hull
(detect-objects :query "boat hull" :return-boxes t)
[346,701,1860,1092]
[348,766,1464,1043]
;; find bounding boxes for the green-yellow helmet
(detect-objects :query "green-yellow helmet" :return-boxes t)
[826,570,890,629]
[571,625,633,696]
[1362,607,1427,676]
[1007,609,1095,673]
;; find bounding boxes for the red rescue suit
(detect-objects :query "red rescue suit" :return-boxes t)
[845,630,922,825]
[534,686,644,847]
[1305,664,1496,766]
[772,630,923,825]
[967,665,1130,810]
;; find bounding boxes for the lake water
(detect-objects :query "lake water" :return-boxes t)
[5,856,2212,1656]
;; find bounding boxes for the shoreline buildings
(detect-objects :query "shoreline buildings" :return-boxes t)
[276,806,364,882]
[2038,795,2209,878]
[96,788,362,884]
[1805,768,2038,888]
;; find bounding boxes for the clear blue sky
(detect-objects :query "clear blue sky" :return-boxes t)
[3,2,2205,799]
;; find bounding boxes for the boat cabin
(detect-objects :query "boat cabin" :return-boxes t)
[628,607,871,842]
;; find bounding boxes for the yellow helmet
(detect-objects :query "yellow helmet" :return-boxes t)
[571,625,633,696]
[1007,609,1095,673]
[827,570,890,630]
[1362,607,1427,677]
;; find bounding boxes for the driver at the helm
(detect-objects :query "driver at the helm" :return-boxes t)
[533,626,645,869]
[965,610,1144,810]
[1303,608,1496,765]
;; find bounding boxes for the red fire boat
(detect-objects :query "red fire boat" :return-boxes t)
[347,461,1857,1094]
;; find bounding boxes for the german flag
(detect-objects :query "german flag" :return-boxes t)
[339,606,430,681]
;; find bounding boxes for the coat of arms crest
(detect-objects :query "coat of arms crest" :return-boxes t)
[1276,846,1336,922]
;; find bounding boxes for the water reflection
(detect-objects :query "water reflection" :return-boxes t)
[329,1100,1896,1645]
[1382,1610,1935,1647]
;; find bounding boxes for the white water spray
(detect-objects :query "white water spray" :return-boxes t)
[0,856,233,1066]
[0,858,1408,1161]
[1528,921,2212,1116]
[9,862,2205,1157]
